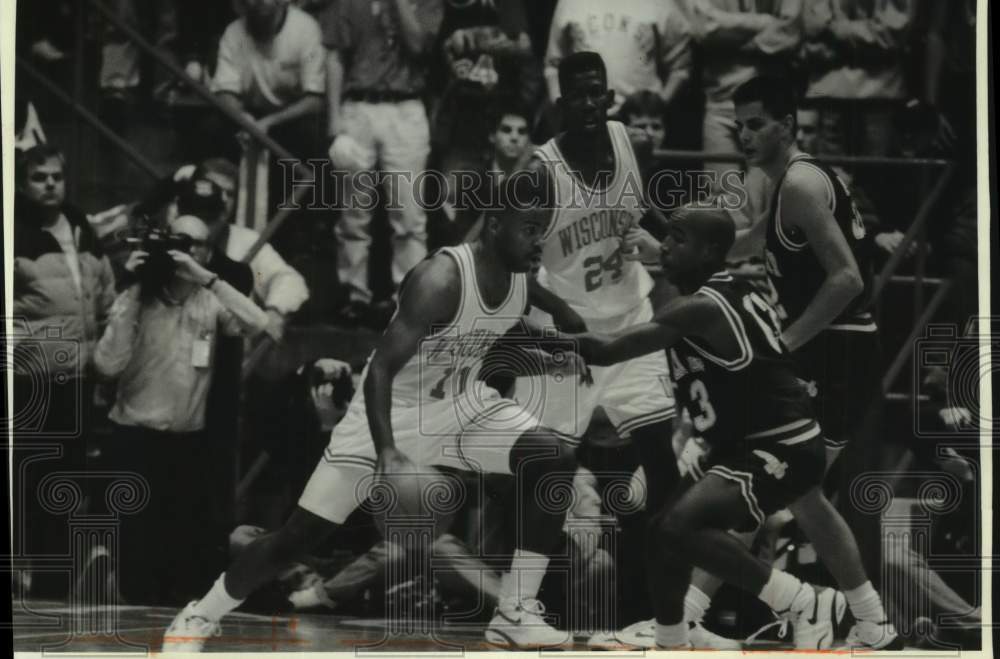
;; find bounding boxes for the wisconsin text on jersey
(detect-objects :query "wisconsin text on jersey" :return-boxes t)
[556,208,639,257]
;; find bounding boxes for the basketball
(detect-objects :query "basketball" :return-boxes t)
[371,465,461,540]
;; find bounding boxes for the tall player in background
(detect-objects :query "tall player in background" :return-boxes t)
[163,175,588,652]
[735,75,898,649]
[519,52,682,584]
[665,76,899,650]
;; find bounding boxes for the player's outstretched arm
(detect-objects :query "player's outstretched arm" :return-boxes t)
[779,169,864,352]
[364,255,460,456]
[573,295,720,366]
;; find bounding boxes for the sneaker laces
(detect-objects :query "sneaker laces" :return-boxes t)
[745,616,789,645]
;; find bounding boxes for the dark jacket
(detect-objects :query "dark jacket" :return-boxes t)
[13,196,117,380]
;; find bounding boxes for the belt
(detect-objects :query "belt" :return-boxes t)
[344,89,420,103]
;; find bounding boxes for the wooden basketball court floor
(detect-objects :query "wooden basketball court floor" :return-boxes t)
[11,599,808,653]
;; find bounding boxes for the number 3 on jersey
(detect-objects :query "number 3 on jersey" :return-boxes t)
[689,379,717,432]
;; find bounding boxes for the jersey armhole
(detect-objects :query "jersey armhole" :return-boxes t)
[686,287,754,371]
[420,247,466,339]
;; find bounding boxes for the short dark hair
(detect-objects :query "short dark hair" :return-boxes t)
[618,91,667,122]
[672,203,735,258]
[558,51,607,94]
[490,99,532,132]
[490,167,550,221]
[732,76,798,126]
[16,144,65,184]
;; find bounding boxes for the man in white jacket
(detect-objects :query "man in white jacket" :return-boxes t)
[177,158,310,341]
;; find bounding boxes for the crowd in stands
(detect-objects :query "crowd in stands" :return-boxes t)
[11,0,980,645]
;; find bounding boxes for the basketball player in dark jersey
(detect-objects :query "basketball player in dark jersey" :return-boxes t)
[731,76,898,649]
[562,205,858,650]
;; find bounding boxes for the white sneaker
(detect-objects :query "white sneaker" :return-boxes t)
[485,599,572,649]
[591,619,732,651]
[690,621,741,649]
[597,618,656,650]
[780,586,846,650]
[846,619,903,650]
[162,601,221,653]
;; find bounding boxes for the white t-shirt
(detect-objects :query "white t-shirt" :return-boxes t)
[212,6,326,113]
[43,214,82,295]
[545,0,691,113]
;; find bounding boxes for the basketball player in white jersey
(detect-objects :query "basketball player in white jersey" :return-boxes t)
[163,175,589,651]
[517,52,680,529]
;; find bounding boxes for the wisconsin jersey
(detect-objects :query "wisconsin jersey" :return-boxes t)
[764,154,876,330]
[669,272,819,447]
[534,120,651,319]
[374,243,528,407]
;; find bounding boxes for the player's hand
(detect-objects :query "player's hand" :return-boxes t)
[375,446,415,476]
[124,249,149,274]
[620,227,661,263]
[676,435,710,480]
[311,358,351,383]
[546,350,593,386]
[264,309,287,342]
[874,230,918,258]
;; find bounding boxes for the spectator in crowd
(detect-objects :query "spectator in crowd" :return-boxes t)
[93,214,268,605]
[208,0,326,163]
[12,145,117,598]
[99,0,178,106]
[431,0,541,211]
[322,0,444,327]
[445,102,536,243]
[618,91,670,204]
[800,0,916,157]
[177,158,311,341]
[544,0,692,118]
[683,0,802,237]
[795,102,913,262]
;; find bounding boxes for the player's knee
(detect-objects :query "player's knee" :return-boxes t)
[650,508,695,553]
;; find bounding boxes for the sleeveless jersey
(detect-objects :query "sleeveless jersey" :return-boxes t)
[764,154,877,331]
[375,243,528,407]
[669,272,820,447]
[535,120,651,319]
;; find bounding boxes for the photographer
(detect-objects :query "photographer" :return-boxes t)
[93,214,268,605]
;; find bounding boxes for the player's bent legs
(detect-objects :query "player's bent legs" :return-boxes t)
[649,474,772,623]
[506,428,578,557]
[641,474,818,648]
[787,486,868,591]
[630,420,680,514]
[223,507,339,600]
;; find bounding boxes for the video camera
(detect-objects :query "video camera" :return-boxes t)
[126,224,195,288]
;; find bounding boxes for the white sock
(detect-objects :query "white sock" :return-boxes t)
[757,569,803,614]
[499,549,549,606]
[845,581,886,623]
[683,585,712,623]
[191,574,244,621]
[655,621,688,648]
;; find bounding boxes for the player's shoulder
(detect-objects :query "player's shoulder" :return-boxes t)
[784,158,834,196]
[397,250,463,323]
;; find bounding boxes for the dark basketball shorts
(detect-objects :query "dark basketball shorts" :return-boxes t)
[682,424,826,532]
[794,328,883,448]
